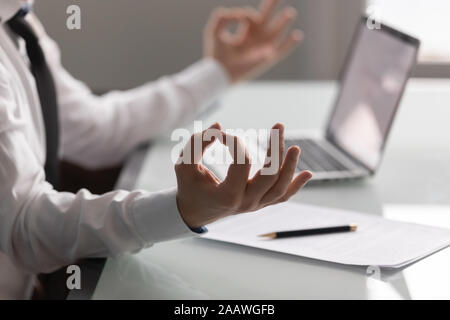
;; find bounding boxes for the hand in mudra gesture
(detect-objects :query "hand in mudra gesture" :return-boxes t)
[204,0,303,83]
[175,123,312,228]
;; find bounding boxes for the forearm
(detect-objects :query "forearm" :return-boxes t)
[0,129,194,274]
[5,185,195,274]
[58,58,229,169]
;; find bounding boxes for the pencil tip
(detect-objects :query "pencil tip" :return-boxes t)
[258,233,276,239]
[350,223,358,232]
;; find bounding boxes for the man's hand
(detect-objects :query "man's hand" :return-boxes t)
[175,123,312,229]
[204,0,303,83]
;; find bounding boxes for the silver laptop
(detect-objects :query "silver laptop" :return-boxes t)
[284,16,420,181]
[204,17,420,182]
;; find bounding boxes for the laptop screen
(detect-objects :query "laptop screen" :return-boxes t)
[326,17,420,172]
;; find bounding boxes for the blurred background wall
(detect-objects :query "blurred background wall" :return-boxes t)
[34,0,364,92]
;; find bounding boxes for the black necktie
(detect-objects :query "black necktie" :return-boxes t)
[7,10,60,189]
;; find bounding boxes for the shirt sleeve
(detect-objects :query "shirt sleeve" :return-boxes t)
[0,131,198,274]
[0,62,200,274]
[34,16,230,169]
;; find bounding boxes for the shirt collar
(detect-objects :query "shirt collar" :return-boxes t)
[0,0,33,24]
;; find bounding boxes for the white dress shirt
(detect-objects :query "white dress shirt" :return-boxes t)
[0,10,229,299]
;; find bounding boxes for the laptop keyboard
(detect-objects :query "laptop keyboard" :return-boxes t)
[285,139,349,172]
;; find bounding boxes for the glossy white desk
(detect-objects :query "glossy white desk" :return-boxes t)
[93,80,450,299]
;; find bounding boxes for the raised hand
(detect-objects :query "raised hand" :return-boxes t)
[175,123,312,228]
[204,0,303,83]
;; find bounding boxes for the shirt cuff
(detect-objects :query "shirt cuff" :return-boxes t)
[131,187,199,244]
[175,57,230,113]
[190,226,208,234]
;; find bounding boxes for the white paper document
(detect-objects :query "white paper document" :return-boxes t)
[202,202,450,268]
